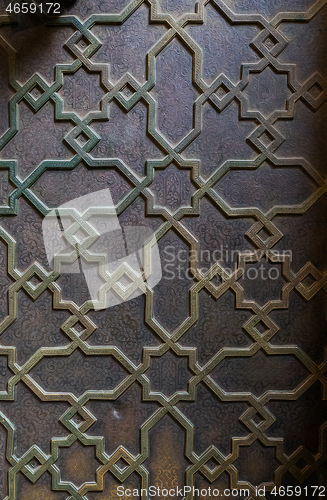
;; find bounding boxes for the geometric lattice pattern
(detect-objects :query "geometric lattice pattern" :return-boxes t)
[0,0,327,498]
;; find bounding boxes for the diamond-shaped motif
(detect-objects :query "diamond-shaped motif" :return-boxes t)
[26,457,42,472]
[294,457,311,471]
[205,457,220,472]
[255,321,269,335]
[257,227,271,243]
[259,131,275,147]
[28,84,44,101]
[73,321,86,335]
[215,84,229,100]
[246,221,282,249]
[252,28,288,57]
[117,273,134,290]
[301,273,317,290]
[210,275,223,287]
[116,457,129,471]
[76,36,91,53]
[302,73,327,110]
[249,124,284,153]
[251,413,265,426]
[27,274,43,290]
[74,228,89,244]
[120,83,136,99]
[264,35,277,51]
[76,132,89,147]
[308,83,324,100]
[70,412,86,427]
[209,76,235,111]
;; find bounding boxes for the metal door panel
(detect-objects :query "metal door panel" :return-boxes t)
[0,0,326,498]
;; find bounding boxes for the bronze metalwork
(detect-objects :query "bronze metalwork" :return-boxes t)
[0,0,326,498]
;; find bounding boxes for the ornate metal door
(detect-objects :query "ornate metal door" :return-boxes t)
[0,0,326,498]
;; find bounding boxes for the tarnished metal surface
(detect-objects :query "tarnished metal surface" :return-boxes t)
[0,0,327,498]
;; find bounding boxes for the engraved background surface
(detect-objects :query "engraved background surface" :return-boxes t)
[0,0,326,498]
